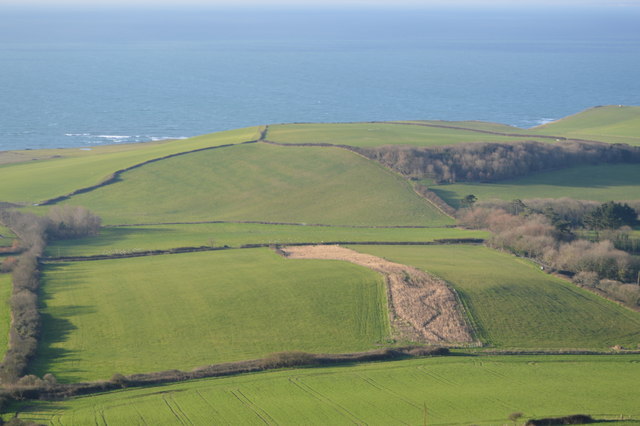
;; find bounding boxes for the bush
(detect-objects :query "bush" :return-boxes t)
[46,206,101,239]
[1,257,18,273]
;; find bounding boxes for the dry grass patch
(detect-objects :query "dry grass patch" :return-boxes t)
[281,245,474,345]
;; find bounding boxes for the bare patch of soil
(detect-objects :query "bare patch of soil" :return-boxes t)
[280,245,475,345]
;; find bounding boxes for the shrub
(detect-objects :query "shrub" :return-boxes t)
[1,257,18,273]
[46,206,101,239]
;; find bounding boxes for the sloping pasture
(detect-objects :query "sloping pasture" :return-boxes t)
[532,105,640,145]
[0,126,260,203]
[57,143,452,226]
[350,245,640,349]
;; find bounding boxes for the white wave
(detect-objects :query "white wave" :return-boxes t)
[96,135,131,140]
[150,136,188,141]
[65,133,91,137]
[536,117,556,126]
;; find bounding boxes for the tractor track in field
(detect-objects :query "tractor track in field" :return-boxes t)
[280,245,476,345]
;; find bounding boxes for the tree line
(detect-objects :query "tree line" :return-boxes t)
[0,206,101,383]
[458,200,640,307]
[357,140,640,183]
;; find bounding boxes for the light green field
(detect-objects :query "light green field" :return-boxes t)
[0,273,11,359]
[396,119,532,134]
[0,127,261,204]
[55,143,452,226]
[351,245,640,349]
[266,122,551,148]
[32,248,389,382]
[14,355,640,425]
[430,163,640,208]
[532,105,640,145]
[45,223,487,257]
[0,225,15,247]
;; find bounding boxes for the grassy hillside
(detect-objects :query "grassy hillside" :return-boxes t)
[45,223,488,258]
[266,122,551,148]
[32,248,389,382]
[430,163,640,208]
[14,355,640,425]
[532,105,640,145]
[57,143,452,226]
[0,127,261,204]
[397,119,532,133]
[351,245,640,349]
[0,273,11,359]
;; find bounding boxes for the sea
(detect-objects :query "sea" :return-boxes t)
[0,5,639,150]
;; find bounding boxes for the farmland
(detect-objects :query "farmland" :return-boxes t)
[14,355,640,425]
[0,126,261,204]
[32,248,389,382]
[350,245,640,349]
[266,122,552,148]
[1,107,640,424]
[430,163,640,208]
[531,105,640,145]
[56,143,451,226]
[45,223,487,258]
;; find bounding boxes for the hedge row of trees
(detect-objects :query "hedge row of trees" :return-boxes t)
[0,206,101,383]
[357,140,640,183]
[0,210,48,383]
[458,206,640,306]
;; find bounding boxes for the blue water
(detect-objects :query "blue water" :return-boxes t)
[1,6,639,150]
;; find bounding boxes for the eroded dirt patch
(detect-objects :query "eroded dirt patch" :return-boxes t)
[280,245,475,345]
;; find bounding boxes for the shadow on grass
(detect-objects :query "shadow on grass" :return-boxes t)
[46,226,172,256]
[32,267,97,382]
[28,311,88,383]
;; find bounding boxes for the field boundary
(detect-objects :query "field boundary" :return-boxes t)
[42,239,485,262]
[109,220,459,229]
[37,139,261,206]
[1,347,450,401]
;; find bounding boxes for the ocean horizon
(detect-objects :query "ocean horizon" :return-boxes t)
[1,5,639,150]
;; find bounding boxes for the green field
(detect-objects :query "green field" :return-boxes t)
[397,119,533,134]
[430,163,640,208]
[45,223,487,257]
[14,355,640,425]
[0,127,260,204]
[55,143,451,226]
[0,273,11,359]
[532,105,640,145]
[350,245,640,349]
[0,225,15,247]
[266,122,551,148]
[32,248,389,382]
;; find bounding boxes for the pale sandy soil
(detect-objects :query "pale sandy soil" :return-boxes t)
[280,245,474,344]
